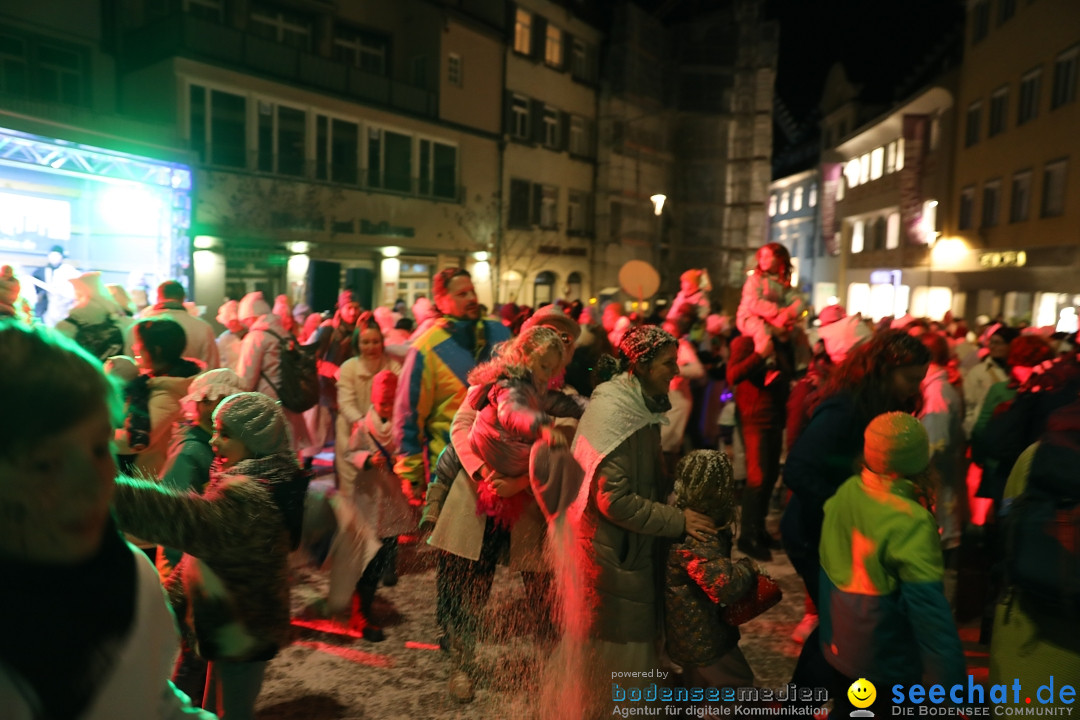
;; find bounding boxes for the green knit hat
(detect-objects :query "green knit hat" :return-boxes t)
[863,411,929,477]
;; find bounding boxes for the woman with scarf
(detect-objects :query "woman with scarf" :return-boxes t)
[112,392,309,720]
[571,325,717,679]
[0,320,214,719]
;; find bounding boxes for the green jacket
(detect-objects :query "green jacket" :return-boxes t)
[819,469,966,687]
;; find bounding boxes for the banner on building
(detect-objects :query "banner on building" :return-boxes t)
[900,114,929,245]
[820,163,842,255]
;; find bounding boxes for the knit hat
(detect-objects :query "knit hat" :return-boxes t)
[183,368,246,404]
[863,412,930,477]
[238,291,270,322]
[338,289,359,309]
[213,392,291,458]
[216,299,239,325]
[522,303,581,344]
[619,324,676,368]
[673,450,737,525]
[0,265,20,307]
[817,304,847,327]
[818,314,871,364]
[272,294,292,318]
[370,369,398,406]
[680,268,703,290]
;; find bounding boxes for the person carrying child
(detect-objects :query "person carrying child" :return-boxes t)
[665,450,761,689]
[736,243,804,384]
[427,324,585,702]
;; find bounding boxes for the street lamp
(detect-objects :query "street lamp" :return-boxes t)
[650,194,666,215]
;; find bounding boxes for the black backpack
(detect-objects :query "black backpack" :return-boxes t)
[66,315,124,362]
[261,329,319,413]
[1003,406,1080,631]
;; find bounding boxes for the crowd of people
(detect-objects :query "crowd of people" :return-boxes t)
[2,247,1079,718]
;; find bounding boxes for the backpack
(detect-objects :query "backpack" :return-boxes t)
[261,329,319,413]
[66,315,124,362]
[1003,406,1080,628]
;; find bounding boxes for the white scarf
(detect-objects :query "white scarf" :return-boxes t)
[363,406,395,456]
[570,372,669,519]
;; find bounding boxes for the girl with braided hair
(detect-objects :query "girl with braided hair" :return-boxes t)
[571,324,718,682]
[781,328,930,700]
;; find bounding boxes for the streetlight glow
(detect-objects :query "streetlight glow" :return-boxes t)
[650,194,666,216]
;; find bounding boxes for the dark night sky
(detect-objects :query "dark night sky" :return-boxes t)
[765,0,967,120]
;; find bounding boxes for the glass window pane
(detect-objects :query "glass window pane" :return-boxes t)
[433,143,456,199]
[368,128,381,188]
[419,139,431,195]
[331,119,358,185]
[258,102,273,172]
[277,105,305,177]
[384,131,411,192]
[211,90,247,168]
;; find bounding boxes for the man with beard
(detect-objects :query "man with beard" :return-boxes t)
[392,268,509,502]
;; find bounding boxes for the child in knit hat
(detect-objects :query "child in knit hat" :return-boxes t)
[818,411,966,715]
[736,243,805,384]
[664,450,762,689]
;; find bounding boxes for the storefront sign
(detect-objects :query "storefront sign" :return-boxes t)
[900,115,929,245]
[360,219,414,238]
[979,250,1027,268]
[820,163,842,255]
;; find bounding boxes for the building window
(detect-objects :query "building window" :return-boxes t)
[1010,170,1032,223]
[844,160,860,189]
[971,0,990,44]
[35,43,83,106]
[209,89,247,169]
[859,153,870,184]
[539,185,558,228]
[256,101,306,176]
[569,115,588,155]
[543,106,559,148]
[886,141,897,174]
[965,101,982,147]
[779,191,790,214]
[545,25,562,67]
[367,127,412,192]
[571,38,588,79]
[998,0,1016,24]
[886,212,900,249]
[793,186,804,211]
[566,271,583,301]
[989,86,1009,136]
[513,9,532,55]
[509,178,531,227]
[1041,159,1067,217]
[568,190,590,234]
[1018,68,1042,125]
[870,147,884,180]
[896,137,905,170]
[183,0,223,22]
[851,219,864,254]
[249,5,312,51]
[534,271,555,305]
[447,53,462,87]
[768,194,777,216]
[959,186,975,230]
[808,184,818,207]
[982,179,1001,228]
[511,94,529,139]
[419,138,457,199]
[870,216,887,251]
[333,27,387,75]
[1052,45,1079,110]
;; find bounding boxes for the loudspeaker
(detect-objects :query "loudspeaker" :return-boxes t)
[345,267,375,309]
[306,260,341,313]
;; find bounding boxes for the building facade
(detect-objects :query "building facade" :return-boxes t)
[766,169,822,307]
[501,0,601,306]
[117,0,507,316]
[0,0,193,311]
[944,0,1080,328]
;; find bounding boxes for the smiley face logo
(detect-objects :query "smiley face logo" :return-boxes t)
[848,678,876,710]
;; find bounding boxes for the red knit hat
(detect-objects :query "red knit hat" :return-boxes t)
[371,369,398,405]
[863,412,929,477]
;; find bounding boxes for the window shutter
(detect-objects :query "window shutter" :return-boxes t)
[587,118,597,158]
[503,90,513,135]
[562,30,573,72]
[532,15,547,62]
[506,3,517,44]
[510,178,530,226]
[587,43,599,83]
[532,183,543,225]
[559,111,570,151]
[531,99,545,144]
